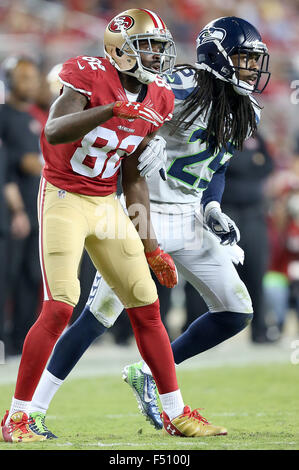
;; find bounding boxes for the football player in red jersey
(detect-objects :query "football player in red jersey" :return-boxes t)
[1,8,222,443]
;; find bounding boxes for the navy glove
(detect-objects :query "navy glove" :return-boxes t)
[204,202,240,246]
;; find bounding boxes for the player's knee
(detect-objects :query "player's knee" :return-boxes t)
[233,283,253,314]
[38,300,73,337]
[213,311,253,334]
[51,279,80,307]
[123,276,158,308]
[72,306,106,338]
[127,278,158,308]
[236,311,253,329]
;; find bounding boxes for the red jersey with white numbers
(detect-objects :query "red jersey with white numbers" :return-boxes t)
[40,56,174,196]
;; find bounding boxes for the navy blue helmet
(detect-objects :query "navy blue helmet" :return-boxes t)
[195,16,270,95]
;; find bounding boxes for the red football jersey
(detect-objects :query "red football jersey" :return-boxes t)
[40,56,174,195]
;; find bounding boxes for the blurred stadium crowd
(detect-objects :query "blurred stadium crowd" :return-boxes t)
[0,0,298,356]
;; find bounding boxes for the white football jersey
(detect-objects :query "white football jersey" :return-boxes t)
[148,67,261,210]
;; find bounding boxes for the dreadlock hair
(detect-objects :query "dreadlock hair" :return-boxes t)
[170,64,261,151]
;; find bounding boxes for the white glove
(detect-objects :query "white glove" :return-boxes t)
[137,136,167,180]
[204,201,240,246]
[226,244,245,265]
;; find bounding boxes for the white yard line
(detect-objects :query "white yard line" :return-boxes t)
[86,440,210,447]
[55,440,298,448]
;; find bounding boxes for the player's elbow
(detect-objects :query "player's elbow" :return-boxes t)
[44,121,62,145]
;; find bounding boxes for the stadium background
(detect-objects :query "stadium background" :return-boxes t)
[0,0,298,451]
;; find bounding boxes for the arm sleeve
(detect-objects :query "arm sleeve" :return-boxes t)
[201,162,229,210]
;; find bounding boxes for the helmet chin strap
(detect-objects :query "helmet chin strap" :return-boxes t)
[232,80,254,96]
[104,50,156,84]
[195,62,254,96]
[122,65,156,85]
[134,68,156,84]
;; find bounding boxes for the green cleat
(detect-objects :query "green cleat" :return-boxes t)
[29,412,57,439]
[122,361,162,430]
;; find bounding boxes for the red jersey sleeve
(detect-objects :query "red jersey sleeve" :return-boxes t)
[58,56,100,100]
[147,76,175,134]
[160,77,175,122]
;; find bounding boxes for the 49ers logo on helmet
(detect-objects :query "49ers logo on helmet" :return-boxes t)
[109,15,135,32]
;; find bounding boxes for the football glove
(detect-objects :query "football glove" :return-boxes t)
[204,202,240,246]
[137,136,167,180]
[113,101,164,127]
[145,246,178,288]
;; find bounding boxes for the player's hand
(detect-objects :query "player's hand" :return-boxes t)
[113,101,164,127]
[11,210,31,239]
[137,136,167,180]
[204,203,240,246]
[145,246,178,288]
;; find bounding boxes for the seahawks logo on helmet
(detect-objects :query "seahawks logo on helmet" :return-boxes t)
[197,27,227,46]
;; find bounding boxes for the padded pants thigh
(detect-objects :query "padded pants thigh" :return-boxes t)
[39,179,88,307]
[85,199,157,309]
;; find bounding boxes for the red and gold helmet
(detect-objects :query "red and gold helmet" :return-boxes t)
[104,8,176,84]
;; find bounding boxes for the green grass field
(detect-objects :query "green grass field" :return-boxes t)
[0,363,298,451]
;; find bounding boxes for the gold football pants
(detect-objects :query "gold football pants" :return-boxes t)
[37,177,157,308]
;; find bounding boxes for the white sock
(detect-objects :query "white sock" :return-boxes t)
[159,389,185,421]
[6,398,30,425]
[141,361,152,375]
[29,369,64,415]
[140,362,184,419]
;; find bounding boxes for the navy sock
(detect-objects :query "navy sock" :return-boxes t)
[47,306,107,380]
[172,311,253,364]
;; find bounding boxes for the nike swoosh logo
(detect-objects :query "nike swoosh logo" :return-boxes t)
[167,75,175,83]
[77,61,85,70]
[143,377,153,403]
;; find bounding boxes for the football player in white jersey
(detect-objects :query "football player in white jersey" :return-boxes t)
[28,17,270,435]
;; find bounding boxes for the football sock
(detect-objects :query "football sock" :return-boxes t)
[14,300,73,402]
[159,390,184,421]
[172,310,253,364]
[141,361,152,375]
[127,299,178,395]
[30,370,64,414]
[47,306,107,380]
[5,398,30,425]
